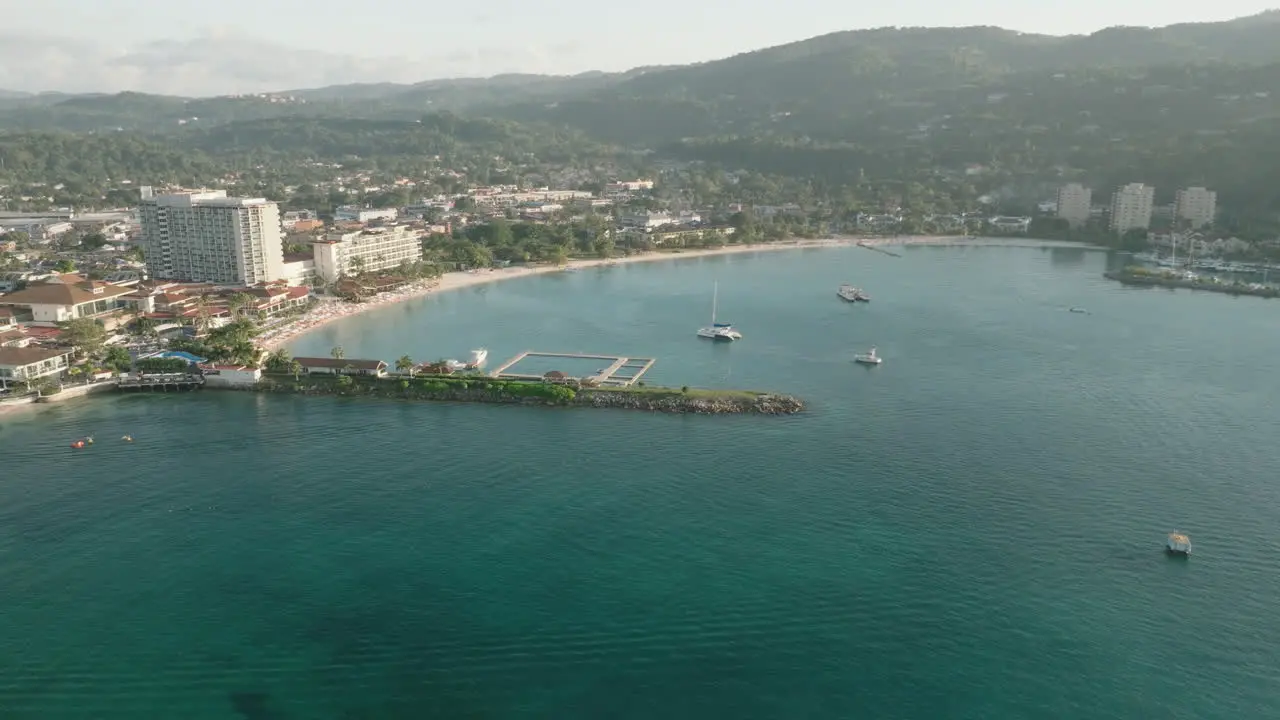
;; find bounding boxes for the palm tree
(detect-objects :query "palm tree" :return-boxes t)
[289,359,303,381]
[193,294,212,333]
[228,292,254,319]
[395,354,415,376]
[266,349,290,372]
[330,345,345,360]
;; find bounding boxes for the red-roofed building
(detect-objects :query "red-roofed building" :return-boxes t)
[293,357,387,376]
[0,277,135,325]
[0,346,74,389]
[241,285,311,317]
[0,328,28,347]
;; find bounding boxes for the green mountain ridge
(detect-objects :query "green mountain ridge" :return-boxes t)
[5,13,1280,133]
[4,13,1280,233]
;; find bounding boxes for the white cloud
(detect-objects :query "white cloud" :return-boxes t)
[0,32,589,96]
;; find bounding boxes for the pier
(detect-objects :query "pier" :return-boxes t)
[857,241,902,258]
[491,351,656,387]
[117,373,205,392]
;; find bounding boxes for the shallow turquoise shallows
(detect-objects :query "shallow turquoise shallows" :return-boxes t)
[4,244,1280,719]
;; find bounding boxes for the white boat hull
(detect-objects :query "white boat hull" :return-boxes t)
[698,328,738,341]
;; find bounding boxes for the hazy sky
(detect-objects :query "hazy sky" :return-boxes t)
[0,0,1275,95]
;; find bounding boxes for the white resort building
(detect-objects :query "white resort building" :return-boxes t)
[312,225,423,283]
[138,189,286,286]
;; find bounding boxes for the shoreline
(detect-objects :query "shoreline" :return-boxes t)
[0,236,1096,419]
[261,235,1099,350]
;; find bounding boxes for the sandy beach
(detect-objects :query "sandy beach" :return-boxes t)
[257,235,1095,350]
[257,238,846,350]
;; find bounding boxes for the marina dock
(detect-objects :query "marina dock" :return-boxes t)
[491,351,656,387]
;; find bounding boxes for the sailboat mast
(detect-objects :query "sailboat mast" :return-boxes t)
[711,281,718,324]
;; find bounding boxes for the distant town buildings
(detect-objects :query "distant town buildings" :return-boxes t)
[987,216,1032,232]
[604,180,654,194]
[138,190,286,285]
[334,206,398,224]
[619,210,701,230]
[1109,183,1155,233]
[282,209,323,231]
[1055,183,1092,228]
[312,225,423,283]
[1174,186,1217,229]
[468,188,593,208]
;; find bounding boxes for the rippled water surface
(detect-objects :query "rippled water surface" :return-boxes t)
[3,245,1280,718]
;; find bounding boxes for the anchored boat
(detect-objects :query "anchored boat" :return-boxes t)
[697,281,742,341]
[837,285,870,302]
[853,347,882,365]
[1166,532,1191,556]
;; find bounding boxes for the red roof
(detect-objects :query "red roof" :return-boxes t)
[20,326,63,340]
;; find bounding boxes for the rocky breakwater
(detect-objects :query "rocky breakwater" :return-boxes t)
[575,388,804,415]
[251,375,803,415]
[1104,268,1280,298]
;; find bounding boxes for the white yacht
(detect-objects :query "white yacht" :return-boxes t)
[697,282,742,341]
[853,347,881,365]
[444,349,488,371]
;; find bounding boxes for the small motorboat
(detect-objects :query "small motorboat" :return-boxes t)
[1069,307,1088,314]
[854,347,882,365]
[837,285,871,302]
[1166,532,1191,556]
[122,435,133,443]
[70,440,86,449]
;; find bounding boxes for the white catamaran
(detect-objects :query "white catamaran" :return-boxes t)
[697,282,742,341]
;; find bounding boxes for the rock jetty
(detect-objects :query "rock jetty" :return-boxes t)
[250,375,804,415]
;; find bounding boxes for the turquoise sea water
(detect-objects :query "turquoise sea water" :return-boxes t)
[3,244,1280,718]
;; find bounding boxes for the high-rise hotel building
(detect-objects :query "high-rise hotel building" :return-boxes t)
[1055,183,1092,228]
[1109,183,1155,233]
[1174,186,1216,229]
[138,189,285,285]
